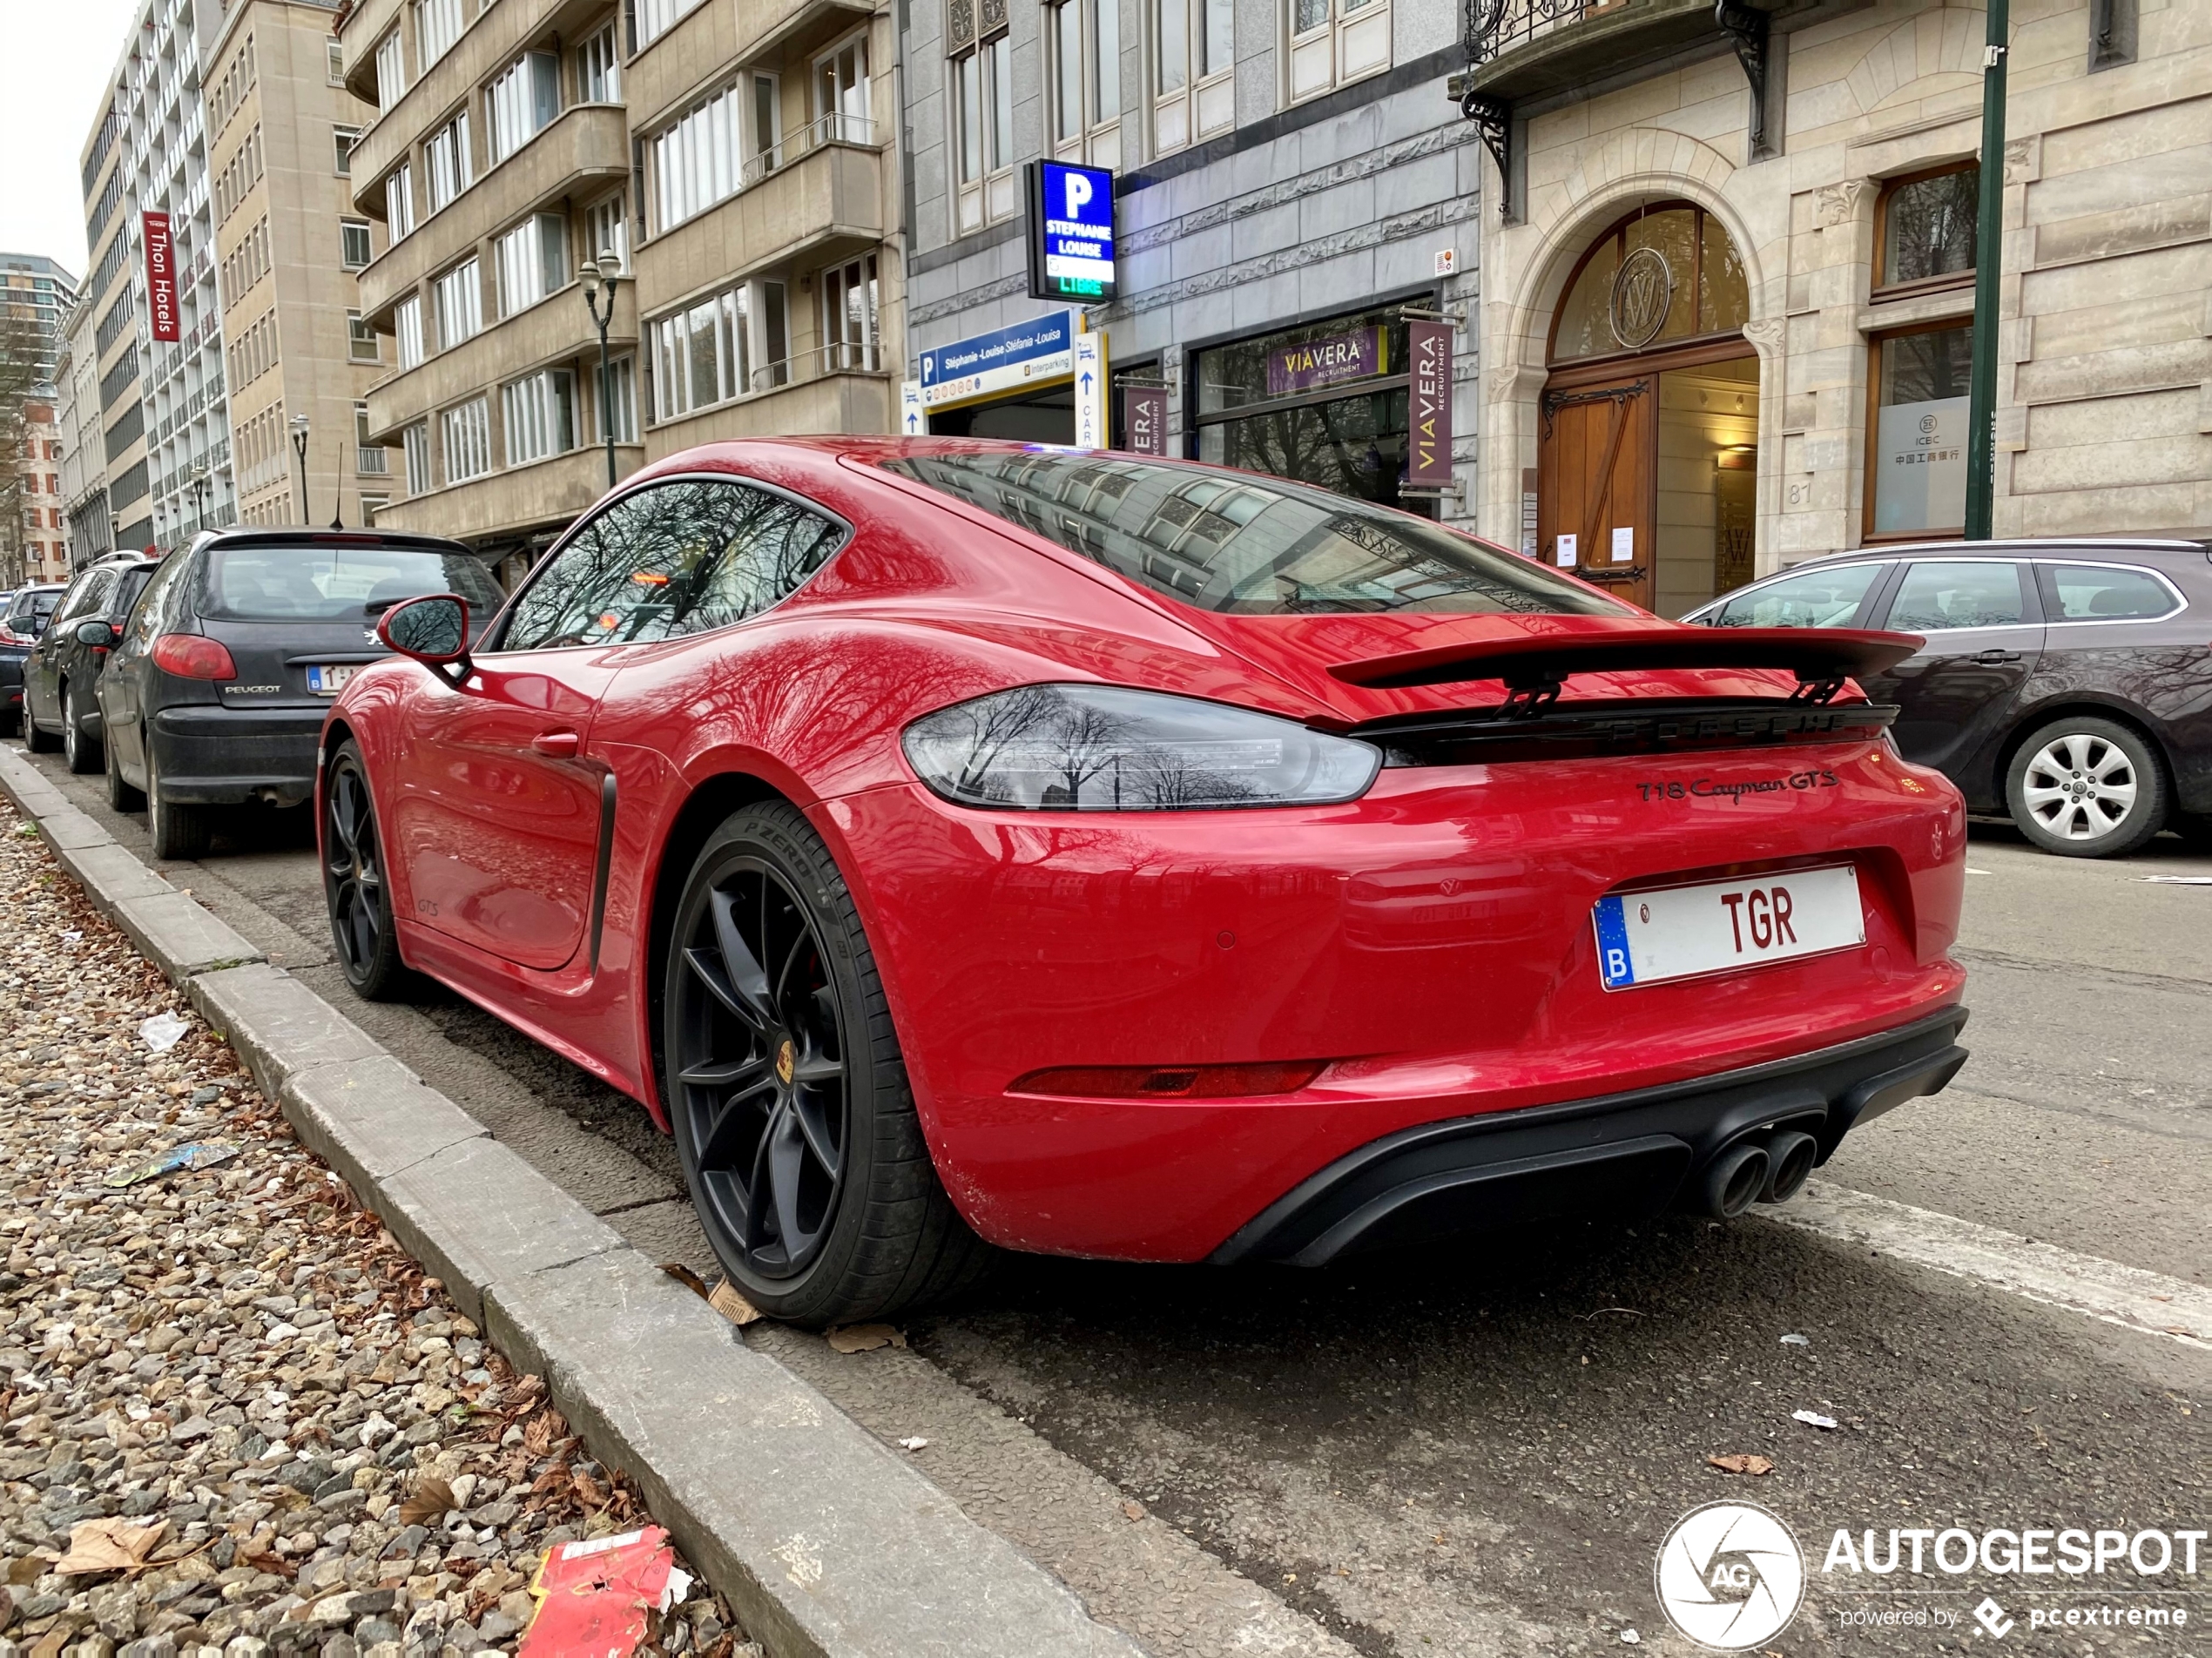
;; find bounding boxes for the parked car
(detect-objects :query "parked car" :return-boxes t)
[1685,538,2212,857]
[96,526,501,859]
[22,552,163,772]
[320,438,1969,1324]
[0,583,67,738]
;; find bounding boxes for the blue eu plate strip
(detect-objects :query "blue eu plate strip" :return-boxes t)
[1593,896,1635,989]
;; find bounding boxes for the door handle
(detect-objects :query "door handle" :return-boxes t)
[1972,650,2022,665]
[531,730,580,758]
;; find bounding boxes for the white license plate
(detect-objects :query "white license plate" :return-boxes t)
[306,664,358,696]
[1594,865,1865,991]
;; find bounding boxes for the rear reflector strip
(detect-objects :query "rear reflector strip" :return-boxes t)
[1010,1061,1327,1099]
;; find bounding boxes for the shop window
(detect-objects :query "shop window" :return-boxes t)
[949,0,1015,235]
[1865,323,1971,539]
[1875,165,1978,294]
[1551,203,1748,364]
[1286,0,1387,105]
[1190,301,1435,516]
[1049,0,1120,168]
[1154,0,1230,155]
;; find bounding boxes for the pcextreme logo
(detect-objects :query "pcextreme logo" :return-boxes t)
[1654,1501,1806,1649]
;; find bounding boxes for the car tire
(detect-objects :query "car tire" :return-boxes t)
[664,802,992,1326]
[24,700,60,753]
[105,726,144,812]
[2005,716,2168,859]
[321,740,411,1000]
[145,738,212,860]
[61,682,101,774]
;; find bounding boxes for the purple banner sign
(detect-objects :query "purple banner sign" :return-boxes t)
[1266,327,1385,397]
[1405,319,1453,488]
[1121,385,1168,455]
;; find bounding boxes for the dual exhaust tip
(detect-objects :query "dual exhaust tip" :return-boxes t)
[1694,1129,1819,1220]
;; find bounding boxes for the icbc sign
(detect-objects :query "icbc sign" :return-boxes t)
[143,212,179,342]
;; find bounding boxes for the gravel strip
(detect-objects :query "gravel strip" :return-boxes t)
[0,804,754,1658]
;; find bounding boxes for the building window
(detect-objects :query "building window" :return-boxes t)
[1154,0,1230,152]
[1049,0,1120,165]
[1550,203,1749,363]
[386,161,417,239]
[361,494,388,524]
[648,279,789,420]
[442,398,491,483]
[494,214,567,317]
[597,354,637,443]
[584,191,628,272]
[820,254,879,373]
[502,370,576,465]
[341,219,374,268]
[402,420,432,492]
[637,0,705,49]
[814,35,871,145]
[327,37,346,82]
[649,79,786,233]
[425,111,473,213]
[374,29,407,109]
[395,293,425,368]
[433,259,483,349]
[1286,0,1388,104]
[1875,165,1978,294]
[951,28,1014,234]
[415,0,462,70]
[1867,323,1973,539]
[487,51,560,165]
[347,310,381,362]
[578,22,620,102]
[355,403,388,473]
[334,125,359,175]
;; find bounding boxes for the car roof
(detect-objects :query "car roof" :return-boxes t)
[1788,537,2209,568]
[185,525,476,557]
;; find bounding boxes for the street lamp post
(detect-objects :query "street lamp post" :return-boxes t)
[290,414,312,524]
[1963,0,2009,541]
[580,251,623,490]
[187,462,210,532]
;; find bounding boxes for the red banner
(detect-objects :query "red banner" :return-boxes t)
[143,212,179,342]
[1406,319,1453,489]
[1120,386,1168,455]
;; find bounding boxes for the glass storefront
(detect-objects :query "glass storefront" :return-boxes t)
[1191,301,1433,516]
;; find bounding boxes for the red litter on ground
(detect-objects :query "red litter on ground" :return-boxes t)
[518,1525,692,1657]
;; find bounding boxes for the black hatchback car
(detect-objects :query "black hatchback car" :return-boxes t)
[22,552,163,772]
[0,583,68,737]
[1685,538,2212,857]
[96,526,502,858]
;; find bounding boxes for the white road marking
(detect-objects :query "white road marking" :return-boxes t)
[1762,1181,2211,1351]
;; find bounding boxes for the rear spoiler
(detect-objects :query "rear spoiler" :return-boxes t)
[1325,626,1924,704]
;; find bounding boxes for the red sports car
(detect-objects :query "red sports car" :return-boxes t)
[320,438,1968,1323]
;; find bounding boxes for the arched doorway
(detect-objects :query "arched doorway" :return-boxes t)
[1537,204,1756,617]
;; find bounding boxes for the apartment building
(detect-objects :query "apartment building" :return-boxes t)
[337,0,902,564]
[77,0,231,552]
[57,296,112,567]
[0,257,78,585]
[206,0,388,528]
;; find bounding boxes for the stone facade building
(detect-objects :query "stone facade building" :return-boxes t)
[336,0,903,568]
[1466,0,2211,615]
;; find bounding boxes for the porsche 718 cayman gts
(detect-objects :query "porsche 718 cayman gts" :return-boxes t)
[320,438,1969,1323]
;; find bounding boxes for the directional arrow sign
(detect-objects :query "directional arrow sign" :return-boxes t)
[900,380,924,437]
[1071,333,1106,449]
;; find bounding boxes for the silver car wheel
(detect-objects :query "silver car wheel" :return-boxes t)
[2019,732,2140,842]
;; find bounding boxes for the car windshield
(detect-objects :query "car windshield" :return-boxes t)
[9,592,59,631]
[881,450,1629,617]
[202,543,504,621]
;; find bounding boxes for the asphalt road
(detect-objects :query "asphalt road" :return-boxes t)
[15,741,2209,1657]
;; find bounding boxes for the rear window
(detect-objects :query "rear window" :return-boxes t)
[202,543,504,621]
[11,590,60,623]
[880,450,1628,617]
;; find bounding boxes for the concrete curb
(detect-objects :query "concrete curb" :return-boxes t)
[0,742,1140,1658]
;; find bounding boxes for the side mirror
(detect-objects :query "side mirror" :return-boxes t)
[377,594,470,669]
[76,619,115,646]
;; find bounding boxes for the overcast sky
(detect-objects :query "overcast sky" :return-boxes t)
[1,0,146,281]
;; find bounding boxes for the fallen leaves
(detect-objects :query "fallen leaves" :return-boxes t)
[55,1517,165,1576]
[826,1324,906,1354]
[1121,1500,1146,1521]
[398,1475,455,1527]
[658,1263,711,1298]
[1706,1453,1775,1476]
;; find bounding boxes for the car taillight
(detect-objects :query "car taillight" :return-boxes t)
[0,627,29,647]
[1008,1061,1328,1099]
[151,634,238,681]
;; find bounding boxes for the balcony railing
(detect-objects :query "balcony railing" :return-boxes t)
[357,446,389,475]
[1466,0,1608,64]
[736,112,880,194]
[750,339,882,395]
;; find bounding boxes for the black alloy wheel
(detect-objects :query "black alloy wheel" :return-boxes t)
[62,682,101,774]
[323,742,408,998]
[145,738,212,860]
[105,724,144,812]
[665,803,989,1324]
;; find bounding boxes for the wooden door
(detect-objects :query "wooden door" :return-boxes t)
[1537,377,1657,611]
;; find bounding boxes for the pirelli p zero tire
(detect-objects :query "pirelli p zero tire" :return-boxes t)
[664,802,990,1326]
[2006,716,2168,859]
